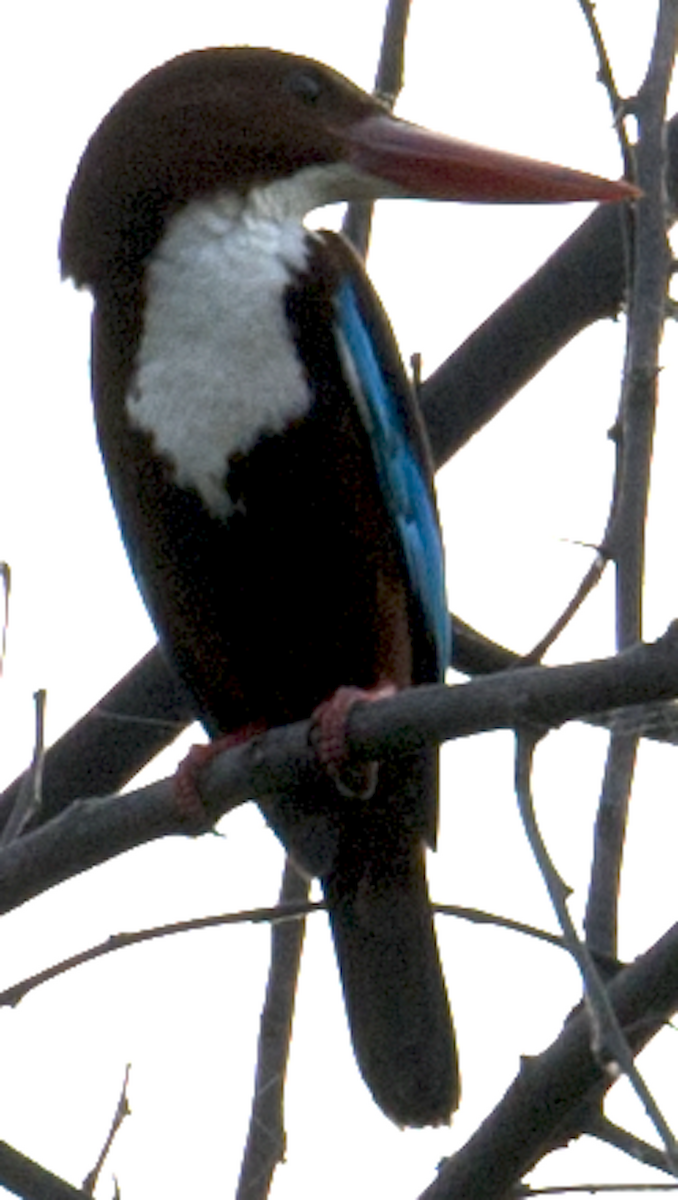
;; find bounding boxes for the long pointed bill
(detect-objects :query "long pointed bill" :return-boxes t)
[347,113,639,204]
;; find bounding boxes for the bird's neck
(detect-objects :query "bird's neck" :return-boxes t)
[127,194,316,518]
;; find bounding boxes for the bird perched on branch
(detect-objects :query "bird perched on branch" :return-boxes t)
[60,47,634,1126]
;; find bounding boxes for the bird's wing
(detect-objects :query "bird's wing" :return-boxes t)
[332,268,450,676]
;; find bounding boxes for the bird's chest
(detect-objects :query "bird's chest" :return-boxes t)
[127,206,315,519]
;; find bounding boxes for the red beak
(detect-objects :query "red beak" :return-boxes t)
[347,113,638,204]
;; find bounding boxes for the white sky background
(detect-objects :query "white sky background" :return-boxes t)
[0,2,677,1197]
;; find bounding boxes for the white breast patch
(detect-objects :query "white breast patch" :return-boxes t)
[127,195,314,519]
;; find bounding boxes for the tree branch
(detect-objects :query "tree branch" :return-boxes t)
[82,1065,131,1195]
[514,733,677,1169]
[576,0,636,177]
[343,0,412,257]
[418,917,678,1200]
[0,1141,92,1200]
[587,1114,678,1176]
[0,900,319,1010]
[585,0,678,959]
[0,647,195,832]
[0,630,677,919]
[236,861,309,1200]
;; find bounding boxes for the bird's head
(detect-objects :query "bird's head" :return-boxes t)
[60,47,637,289]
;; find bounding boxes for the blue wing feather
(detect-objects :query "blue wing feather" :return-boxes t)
[335,279,450,677]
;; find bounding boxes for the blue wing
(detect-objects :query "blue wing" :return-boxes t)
[335,278,450,678]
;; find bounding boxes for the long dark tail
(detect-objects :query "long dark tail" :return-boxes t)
[323,829,459,1127]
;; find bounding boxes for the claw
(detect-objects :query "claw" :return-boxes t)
[174,721,266,825]
[312,683,397,799]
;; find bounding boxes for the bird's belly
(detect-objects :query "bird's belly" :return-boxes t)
[112,392,415,739]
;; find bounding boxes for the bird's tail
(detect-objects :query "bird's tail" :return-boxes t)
[323,833,458,1127]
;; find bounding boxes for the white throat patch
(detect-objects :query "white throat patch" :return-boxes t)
[127,194,314,518]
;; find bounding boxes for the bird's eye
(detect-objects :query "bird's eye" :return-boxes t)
[286,70,324,105]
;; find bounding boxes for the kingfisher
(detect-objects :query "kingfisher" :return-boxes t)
[60,47,634,1127]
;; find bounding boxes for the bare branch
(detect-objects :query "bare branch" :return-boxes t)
[522,551,610,664]
[372,0,411,106]
[0,562,9,677]
[586,0,678,959]
[585,731,638,953]
[343,0,411,255]
[82,1065,131,1195]
[576,0,636,175]
[0,900,317,1010]
[0,895,565,1016]
[1,689,47,846]
[434,903,564,951]
[0,647,195,833]
[519,1185,678,1196]
[610,1,676,646]
[0,1140,92,1200]
[2,632,678,920]
[418,916,678,1200]
[514,732,678,1171]
[587,1113,678,1176]
[237,861,309,1200]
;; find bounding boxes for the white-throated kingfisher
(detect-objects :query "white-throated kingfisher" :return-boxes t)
[60,47,635,1127]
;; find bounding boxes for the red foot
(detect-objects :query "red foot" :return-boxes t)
[175,721,266,826]
[312,683,397,799]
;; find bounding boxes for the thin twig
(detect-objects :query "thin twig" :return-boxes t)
[0,562,9,676]
[373,0,411,105]
[0,896,568,1012]
[514,730,678,1174]
[574,0,637,316]
[609,10,675,649]
[236,861,309,1200]
[576,0,636,176]
[587,1113,678,1175]
[0,646,195,834]
[1,689,47,846]
[520,0,643,668]
[522,550,610,664]
[585,731,638,954]
[434,904,564,950]
[518,1185,678,1196]
[585,0,677,957]
[82,1065,131,1195]
[343,0,411,255]
[0,900,320,1009]
[419,915,678,1200]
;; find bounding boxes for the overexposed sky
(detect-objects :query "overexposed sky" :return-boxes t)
[1,3,676,1198]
